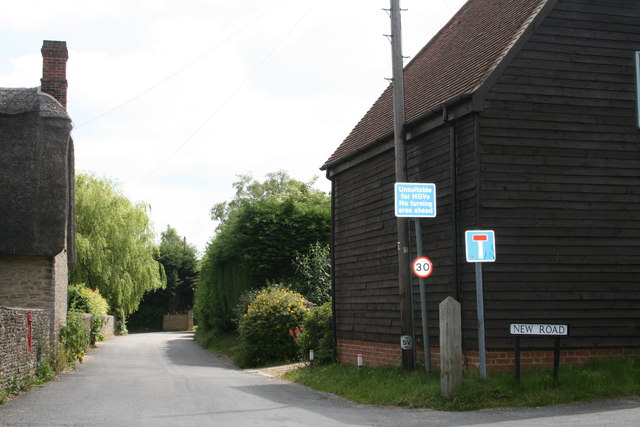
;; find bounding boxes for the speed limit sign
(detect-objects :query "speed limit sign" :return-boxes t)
[412,256,433,278]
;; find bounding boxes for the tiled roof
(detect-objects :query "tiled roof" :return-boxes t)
[323,0,549,168]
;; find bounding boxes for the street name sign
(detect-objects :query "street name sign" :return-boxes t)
[394,183,436,218]
[465,230,496,262]
[510,323,569,336]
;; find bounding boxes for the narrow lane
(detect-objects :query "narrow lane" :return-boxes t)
[1,332,638,426]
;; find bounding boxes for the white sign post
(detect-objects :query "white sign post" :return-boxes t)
[465,230,496,380]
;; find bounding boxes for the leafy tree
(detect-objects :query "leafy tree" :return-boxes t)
[70,173,166,324]
[128,226,198,331]
[196,171,330,332]
[211,170,325,228]
[290,242,331,305]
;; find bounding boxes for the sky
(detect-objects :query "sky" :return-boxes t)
[1,0,466,254]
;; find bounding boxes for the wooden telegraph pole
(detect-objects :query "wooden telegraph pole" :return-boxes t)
[389,0,415,370]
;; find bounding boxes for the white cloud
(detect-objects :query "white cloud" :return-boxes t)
[2,0,467,253]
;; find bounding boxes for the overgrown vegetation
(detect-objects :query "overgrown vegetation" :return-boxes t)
[68,283,108,346]
[297,301,333,364]
[195,171,330,333]
[284,357,640,411]
[289,242,331,305]
[59,313,90,366]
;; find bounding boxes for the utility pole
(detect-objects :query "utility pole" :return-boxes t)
[389,0,415,370]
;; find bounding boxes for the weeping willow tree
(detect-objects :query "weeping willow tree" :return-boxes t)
[70,173,166,328]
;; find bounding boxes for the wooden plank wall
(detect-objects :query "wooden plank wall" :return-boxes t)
[480,0,640,348]
[332,113,479,346]
[406,114,479,348]
[332,149,400,343]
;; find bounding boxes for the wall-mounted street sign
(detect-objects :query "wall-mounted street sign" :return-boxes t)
[412,256,433,278]
[394,183,436,218]
[465,230,496,262]
[510,323,569,336]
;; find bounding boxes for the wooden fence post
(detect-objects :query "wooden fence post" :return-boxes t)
[440,297,462,398]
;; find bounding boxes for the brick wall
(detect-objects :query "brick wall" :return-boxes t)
[41,40,68,109]
[337,338,640,370]
[0,307,51,389]
[162,311,193,331]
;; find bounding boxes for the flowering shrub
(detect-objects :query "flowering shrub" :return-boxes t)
[239,286,309,366]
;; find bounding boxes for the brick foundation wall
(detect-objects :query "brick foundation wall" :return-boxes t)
[0,307,51,389]
[337,338,640,370]
[162,311,194,331]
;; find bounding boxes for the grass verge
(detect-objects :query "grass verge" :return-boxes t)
[284,357,640,411]
[195,327,247,367]
[194,329,640,411]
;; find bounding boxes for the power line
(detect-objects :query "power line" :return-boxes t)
[126,2,314,192]
[75,0,285,129]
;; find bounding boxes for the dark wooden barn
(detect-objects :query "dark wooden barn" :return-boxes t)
[322,0,640,369]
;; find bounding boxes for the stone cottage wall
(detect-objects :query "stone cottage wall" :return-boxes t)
[73,313,116,339]
[0,307,50,389]
[0,253,68,347]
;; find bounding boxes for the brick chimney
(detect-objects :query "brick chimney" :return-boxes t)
[41,40,68,110]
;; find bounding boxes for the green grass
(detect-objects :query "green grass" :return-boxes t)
[284,357,640,411]
[195,327,249,367]
[194,328,640,411]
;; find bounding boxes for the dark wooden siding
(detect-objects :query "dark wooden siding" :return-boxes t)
[479,0,640,348]
[332,112,480,345]
[405,114,480,348]
[332,149,400,343]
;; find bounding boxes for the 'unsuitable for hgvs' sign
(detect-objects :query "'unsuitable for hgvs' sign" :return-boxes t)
[394,183,436,217]
[510,323,569,336]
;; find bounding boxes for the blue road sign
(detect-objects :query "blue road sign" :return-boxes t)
[394,183,436,218]
[465,230,496,262]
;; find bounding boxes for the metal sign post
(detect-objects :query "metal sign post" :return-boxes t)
[465,230,496,380]
[394,182,437,372]
[412,238,432,373]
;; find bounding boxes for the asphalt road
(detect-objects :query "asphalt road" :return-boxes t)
[1,332,639,426]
